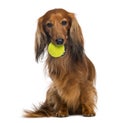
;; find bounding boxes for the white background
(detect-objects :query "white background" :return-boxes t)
[0,0,120,122]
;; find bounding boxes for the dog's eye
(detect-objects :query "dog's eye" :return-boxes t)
[46,22,53,28]
[61,20,67,26]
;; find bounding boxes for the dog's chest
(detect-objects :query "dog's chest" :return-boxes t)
[56,79,81,107]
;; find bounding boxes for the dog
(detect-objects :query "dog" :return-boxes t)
[24,8,97,117]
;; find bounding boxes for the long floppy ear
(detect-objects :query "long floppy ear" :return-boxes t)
[68,13,85,61]
[35,17,47,61]
[69,13,84,47]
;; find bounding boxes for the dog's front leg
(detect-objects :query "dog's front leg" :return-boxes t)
[56,103,69,117]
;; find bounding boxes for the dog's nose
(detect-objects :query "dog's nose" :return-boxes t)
[56,38,64,45]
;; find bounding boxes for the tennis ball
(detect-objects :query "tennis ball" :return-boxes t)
[48,42,65,58]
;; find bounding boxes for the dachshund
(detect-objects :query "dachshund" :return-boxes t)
[24,8,97,117]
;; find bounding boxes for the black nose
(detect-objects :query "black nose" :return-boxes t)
[56,38,64,45]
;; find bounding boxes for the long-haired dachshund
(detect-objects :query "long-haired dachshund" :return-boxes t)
[24,8,97,117]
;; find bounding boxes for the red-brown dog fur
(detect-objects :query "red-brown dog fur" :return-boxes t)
[24,8,97,117]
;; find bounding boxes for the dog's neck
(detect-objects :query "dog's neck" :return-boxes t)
[46,50,85,81]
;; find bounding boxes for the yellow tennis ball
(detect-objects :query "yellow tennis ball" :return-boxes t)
[48,42,65,58]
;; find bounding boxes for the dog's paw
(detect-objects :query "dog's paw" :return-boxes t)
[81,104,96,117]
[56,110,69,117]
[82,111,96,117]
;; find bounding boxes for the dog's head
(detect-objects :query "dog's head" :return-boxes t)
[35,9,84,61]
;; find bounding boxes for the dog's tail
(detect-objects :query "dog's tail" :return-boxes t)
[23,103,55,117]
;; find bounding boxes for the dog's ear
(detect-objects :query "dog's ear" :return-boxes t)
[68,13,84,61]
[35,17,47,61]
[69,13,84,47]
